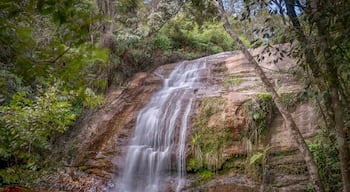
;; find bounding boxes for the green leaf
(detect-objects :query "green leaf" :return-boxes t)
[250,152,263,165]
[253,113,260,120]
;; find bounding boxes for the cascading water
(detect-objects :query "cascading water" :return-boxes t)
[117,59,207,192]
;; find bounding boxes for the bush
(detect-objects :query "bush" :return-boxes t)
[0,82,76,166]
[307,131,342,191]
[158,16,237,56]
[0,69,31,104]
[152,34,172,50]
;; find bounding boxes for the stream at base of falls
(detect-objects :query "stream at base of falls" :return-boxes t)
[115,58,207,192]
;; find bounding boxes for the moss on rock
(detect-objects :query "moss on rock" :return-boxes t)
[187,93,276,185]
[241,93,274,147]
[187,97,232,173]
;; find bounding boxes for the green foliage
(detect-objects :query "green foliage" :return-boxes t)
[0,166,20,184]
[249,152,263,165]
[198,169,214,181]
[81,87,105,108]
[246,154,262,181]
[0,69,31,104]
[238,35,252,48]
[0,1,107,178]
[187,156,202,172]
[248,146,271,181]
[0,82,76,166]
[0,0,105,86]
[152,34,172,50]
[307,131,342,192]
[221,154,246,173]
[118,0,142,14]
[188,97,232,172]
[55,44,109,90]
[158,14,237,56]
[190,169,215,187]
[0,1,108,184]
[241,94,273,147]
[0,165,43,185]
[186,0,219,26]
[280,92,307,112]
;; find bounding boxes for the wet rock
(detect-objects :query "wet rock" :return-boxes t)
[48,71,164,190]
[49,45,319,192]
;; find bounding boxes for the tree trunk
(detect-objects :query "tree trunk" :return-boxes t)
[285,0,321,78]
[330,86,350,192]
[309,1,350,191]
[216,1,324,191]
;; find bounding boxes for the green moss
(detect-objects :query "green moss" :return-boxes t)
[221,154,246,173]
[199,169,214,180]
[187,155,202,172]
[190,169,215,186]
[223,74,242,90]
[187,94,280,186]
[187,97,232,173]
[257,93,272,101]
[187,93,277,184]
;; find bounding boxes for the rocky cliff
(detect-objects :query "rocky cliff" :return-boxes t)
[183,45,318,192]
[47,45,319,191]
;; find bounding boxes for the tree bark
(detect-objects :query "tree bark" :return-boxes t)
[216,1,324,191]
[309,1,350,191]
[330,86,350,192]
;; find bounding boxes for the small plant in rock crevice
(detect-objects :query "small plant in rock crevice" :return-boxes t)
[248,145,271,182]
[240,93,274,153]
[235,93,274,182]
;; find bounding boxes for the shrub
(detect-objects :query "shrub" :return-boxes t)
[0,82,76,166]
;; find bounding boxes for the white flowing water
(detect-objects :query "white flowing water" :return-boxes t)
[118,59,207,192]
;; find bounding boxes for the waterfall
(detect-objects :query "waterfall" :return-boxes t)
[117,59,207,192]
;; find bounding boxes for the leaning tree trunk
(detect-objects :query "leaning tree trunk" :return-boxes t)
[216,1,324,191]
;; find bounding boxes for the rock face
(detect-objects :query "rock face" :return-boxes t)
[50,71,164,191]
[184,44,318,191]
[51,45,319,191]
